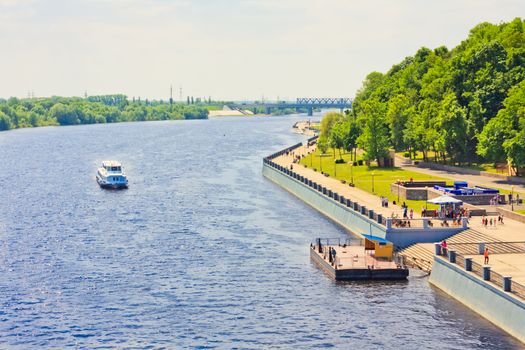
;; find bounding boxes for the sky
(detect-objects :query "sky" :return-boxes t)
[0,0,523,101]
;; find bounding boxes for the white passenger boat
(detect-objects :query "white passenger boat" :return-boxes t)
[96,161,128,189]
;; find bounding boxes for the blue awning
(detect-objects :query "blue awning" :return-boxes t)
[362,234,392,245]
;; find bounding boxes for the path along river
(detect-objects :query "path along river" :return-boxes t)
[0,115,522,349]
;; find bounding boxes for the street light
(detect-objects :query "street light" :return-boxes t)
[512,185,514,211]
[372,172,375,193]
[425,186,428,211]
[350,162,354,185]
[310,152,313,167]
[334,159,337,177]
[397,178,400,203]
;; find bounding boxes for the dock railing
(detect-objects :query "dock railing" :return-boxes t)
[434,242,525,301]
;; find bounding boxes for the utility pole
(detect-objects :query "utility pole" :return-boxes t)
[170,85,173,106]
[179,86,182,102]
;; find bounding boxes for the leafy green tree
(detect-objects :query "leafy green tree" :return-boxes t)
[342,117,361,161]
[329,121,346,159]
[438,93,468,163]
[319,112,341,139]
[357,100,390,164]
[0,111,12,130]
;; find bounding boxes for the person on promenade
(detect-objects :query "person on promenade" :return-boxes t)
[440,240,447,256]
[484,247,489,264]
[409,209,413,220]
[332,247,337,265]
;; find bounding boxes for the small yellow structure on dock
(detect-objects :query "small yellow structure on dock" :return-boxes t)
[363,234,394,260]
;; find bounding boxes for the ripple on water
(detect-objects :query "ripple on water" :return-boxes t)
[0,118,522,349]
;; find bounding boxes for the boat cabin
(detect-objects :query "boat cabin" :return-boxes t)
[102,161,122,173]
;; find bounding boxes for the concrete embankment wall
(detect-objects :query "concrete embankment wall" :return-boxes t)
[262,163,386,238]
[429,257,525,343]
[263,161,465,247]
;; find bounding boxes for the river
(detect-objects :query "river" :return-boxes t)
[0,116,521,349]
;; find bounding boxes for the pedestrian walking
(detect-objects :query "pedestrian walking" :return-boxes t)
[409,209,413,220]
[484,247,489,265]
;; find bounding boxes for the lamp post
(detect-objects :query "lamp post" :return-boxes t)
[319,154,322,172]
[397,178,400,203]
[310,152,313,167]
[372,172,375,193]
[334,160,337,177]
[425,186,428,211]
[512,185,514,211]
[350,162,354,185]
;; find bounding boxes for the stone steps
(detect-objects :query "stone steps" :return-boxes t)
[397,228,517,272]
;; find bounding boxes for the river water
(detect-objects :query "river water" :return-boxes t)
[0,116,521,349]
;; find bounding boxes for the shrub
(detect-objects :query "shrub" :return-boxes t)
[335,159,345,164]
[404,152,411,158]
[358,160,364,166]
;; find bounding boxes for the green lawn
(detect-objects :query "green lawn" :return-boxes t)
[301,149,444,212]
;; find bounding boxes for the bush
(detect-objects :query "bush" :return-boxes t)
[404,152,411,158]
[414,161,419,165]
[358,160,364,166]
[335,159,345,164]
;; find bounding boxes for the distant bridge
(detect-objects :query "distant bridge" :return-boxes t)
[232,98,352,116]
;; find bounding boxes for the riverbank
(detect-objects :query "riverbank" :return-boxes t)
[264,135,525,345]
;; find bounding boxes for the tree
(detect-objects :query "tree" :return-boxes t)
[342,117,361,161]
[0,111,12,131]
[386,94,413,151]
[319,112,342,139]
[504,129,525,176]
[437,93,468,163]
[357,100,390,164]
[329,121,345,159]
[317,134,329,154]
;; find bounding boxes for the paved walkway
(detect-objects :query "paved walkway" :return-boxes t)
[396,156,525,195]
[274,145,408,220]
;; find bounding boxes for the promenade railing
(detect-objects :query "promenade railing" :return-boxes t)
[435,243,525,301]
[264,143,469,231]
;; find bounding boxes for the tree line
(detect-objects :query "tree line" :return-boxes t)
[0,94,208,131]
[321,18,525,175]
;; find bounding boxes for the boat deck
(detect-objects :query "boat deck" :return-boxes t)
[310,245,408,280]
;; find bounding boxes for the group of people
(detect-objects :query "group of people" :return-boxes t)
[380,196,389,208]
[440,218,464,227]
[327,246,337,265]
[481,215,504,227]
[393,219,411,228]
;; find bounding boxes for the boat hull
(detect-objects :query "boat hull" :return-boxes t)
[96,175,128,189]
